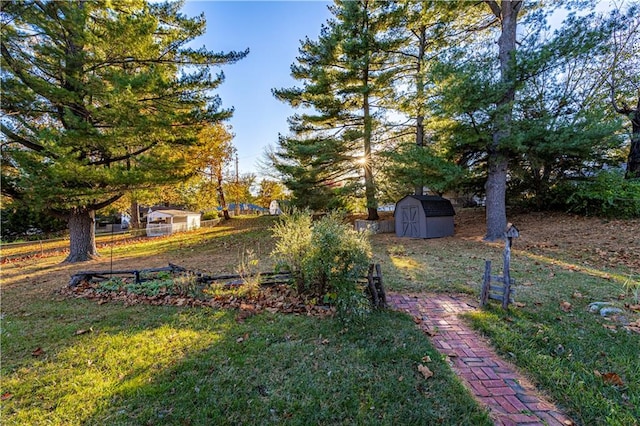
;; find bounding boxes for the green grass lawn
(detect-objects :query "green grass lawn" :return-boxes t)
[0,298,490,425]
[372,228,640,425]
[1,213,638,425]
[1,216,490,426]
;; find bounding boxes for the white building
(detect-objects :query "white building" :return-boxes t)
[146,209,201,237]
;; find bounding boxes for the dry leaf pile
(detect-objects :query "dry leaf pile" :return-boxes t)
[59,282,336,317]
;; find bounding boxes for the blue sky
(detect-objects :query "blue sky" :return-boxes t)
[180,1,333,177]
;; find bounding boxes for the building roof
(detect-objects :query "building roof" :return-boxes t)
[148,209,201,218]
[396,195,456,217]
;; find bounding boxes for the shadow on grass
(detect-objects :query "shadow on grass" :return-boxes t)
[1,298,492,426]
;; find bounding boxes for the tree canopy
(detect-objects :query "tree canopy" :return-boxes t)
[1,0,247,260]
[269,0,637,228]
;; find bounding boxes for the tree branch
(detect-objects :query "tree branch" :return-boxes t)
[485,0,502,18]
[0,123,54,156]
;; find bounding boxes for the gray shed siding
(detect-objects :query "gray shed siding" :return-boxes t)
[395,195,455,238]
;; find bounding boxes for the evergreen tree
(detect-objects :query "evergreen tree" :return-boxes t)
[380,1,466,198]
[273,0,401,219]
[0,0,247,261]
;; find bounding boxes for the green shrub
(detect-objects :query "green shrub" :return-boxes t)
[271,211,372,318]
[566,170,640,218]
[202,211,220,220]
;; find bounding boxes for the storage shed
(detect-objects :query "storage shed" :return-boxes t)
[395,195,455,238]
[146,209,201,237]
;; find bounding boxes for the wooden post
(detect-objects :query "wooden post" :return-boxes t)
[502,240,511,309]
[367,263,379,308]
[374,263,387,308]
[481,260,491,306]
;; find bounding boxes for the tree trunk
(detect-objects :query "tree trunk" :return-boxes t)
[130,199,140,229]
[216,166,231,220]
[625,108,640,179]
[64,208,99,263]
[415,26,427,197]
[484,0,521,241]
[363,66,378,221]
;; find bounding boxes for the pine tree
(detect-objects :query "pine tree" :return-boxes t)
[273,0,401,219]
[0,0,247,261]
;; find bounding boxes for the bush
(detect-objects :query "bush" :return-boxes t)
[271,211,372,318]
[202,211,221,220]
[565,171,640,218]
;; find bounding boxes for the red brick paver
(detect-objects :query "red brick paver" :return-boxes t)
[388,293,574,426]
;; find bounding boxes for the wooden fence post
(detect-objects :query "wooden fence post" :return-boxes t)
[375,263,387,308]
[502,242,511,309]
[480,260,491,306]
[367,263,379,308]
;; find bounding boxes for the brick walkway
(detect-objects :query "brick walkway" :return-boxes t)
[387,293,574,426]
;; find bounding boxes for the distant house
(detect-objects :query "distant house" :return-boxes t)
[269,200,282,215]
[146,208,201,237]
[220,203,268,216]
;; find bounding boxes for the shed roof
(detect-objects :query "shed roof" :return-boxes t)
[396,195,456,217]
[148,209,200,218]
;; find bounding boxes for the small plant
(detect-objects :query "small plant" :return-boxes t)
[171,273,200,298]
[237,248,261,297]
[125,279,170,296]
[96,277,125,293]
[622,275,640,304]
[388,244,407,256]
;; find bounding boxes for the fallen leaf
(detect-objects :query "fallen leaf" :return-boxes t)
[1,392,13,401]
[398,376,404,382]
[236,336,244,343]
[625,320,640,334]
[75,328,91,335]
[560,301,572,312]
[421,355,432,363]
[628,304,640,312]
[321,339,330,345]
[413,316,421,324]
[418,364,433,379]
[513,302,526,308]
[601,372,625,386]
[31,347,45,357]
[571,292,583,299]
[603,324,617,330]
